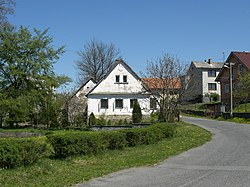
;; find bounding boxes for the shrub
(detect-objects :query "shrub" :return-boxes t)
[47,123,176,158]
[0,138,47,169]
[47,132,105,158]
[122,123,176,147]
[132,102,142,123]
[101,131,127,150]
[89,113,96,126]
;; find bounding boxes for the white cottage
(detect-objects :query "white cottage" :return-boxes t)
[86,59,151,118]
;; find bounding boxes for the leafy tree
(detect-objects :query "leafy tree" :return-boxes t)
[0,0,15,28]
[235,72,250,111]
[0,26,70,127]
[75,39,120,84]
[132,102,142,123]
[205,92,219,102]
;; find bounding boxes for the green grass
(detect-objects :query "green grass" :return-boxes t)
[0,122,211,187]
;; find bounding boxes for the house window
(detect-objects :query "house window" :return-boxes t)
[123,75,127,83]
[208,83,217,90]
[238,64,243,74]
[225,84,229,93]
[130,99,138,108]
[115,99,123,109]
[100,99,108,109]
[208,70,216,77]
[115,75,120,83]
[150,98,157,110]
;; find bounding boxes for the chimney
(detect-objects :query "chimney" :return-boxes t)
[208,58,212,64]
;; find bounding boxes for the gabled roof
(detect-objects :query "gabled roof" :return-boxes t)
[87,59,150,95]
[192,61,223,69]
[231,51,250,69]
[69,78,96,99]
[141,78,181,90]
[216,51,250,81]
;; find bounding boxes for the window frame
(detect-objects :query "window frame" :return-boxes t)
[225,84,229,93]
[123,75,127,83]
[208,70,216,77]
[100,99,108,109]
[115,75,120,83]
[208,83,217,91]
[115,99,123,109]
[150,98,157,110]
[130,99,138,108]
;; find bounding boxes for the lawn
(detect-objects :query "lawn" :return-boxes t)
[0,122,211,187]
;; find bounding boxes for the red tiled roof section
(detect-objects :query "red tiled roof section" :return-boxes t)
[141,78,181,90]
[233,51,250,69]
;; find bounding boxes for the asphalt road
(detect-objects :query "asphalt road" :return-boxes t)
[75,116,250,187]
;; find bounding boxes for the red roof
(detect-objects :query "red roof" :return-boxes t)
[233,51,250,69]
[141,78,181,90]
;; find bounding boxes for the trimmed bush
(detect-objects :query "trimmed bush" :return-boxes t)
[122,123,176,146]
[47,123,176,159]
[132,102,142,123]
[47,132,105,158]
[101,131,127,150]
[0,138,47,169]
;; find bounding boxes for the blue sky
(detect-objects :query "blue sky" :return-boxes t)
[8,0,250,91]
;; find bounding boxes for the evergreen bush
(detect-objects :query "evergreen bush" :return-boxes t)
[132,102,142,123]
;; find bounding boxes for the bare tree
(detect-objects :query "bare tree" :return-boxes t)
[143,53,188,122]
[0,0,15,28]
[76,39,120,84]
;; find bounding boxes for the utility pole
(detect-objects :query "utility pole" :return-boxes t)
[224,62,235,117]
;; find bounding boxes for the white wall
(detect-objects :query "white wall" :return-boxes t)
[87,63,151,116]
[88,95,151,116]
[91,64,146,94]
[76,80,96,98]
[202,70,221,101]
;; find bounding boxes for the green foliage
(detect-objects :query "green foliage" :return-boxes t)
[96,115,106,126]
[236,72,250,102]
[0,138,47,169]
[132,102,142,123]
[101,131,127,150]
[0,26,70,127]
[205,92,219,102]
[122,123,176,146]
[47,123,176,159]
[47,132,105,159]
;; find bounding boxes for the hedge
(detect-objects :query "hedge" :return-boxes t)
[47,123,176,159]
[0,138,47,169]
[47,132,105,158]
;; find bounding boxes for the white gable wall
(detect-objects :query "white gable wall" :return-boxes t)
[91,64,145,94]
[87,63,151,117]
[76,79,96,98]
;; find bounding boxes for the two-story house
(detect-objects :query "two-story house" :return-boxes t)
[185,59,223,102]
[215,51,250,111]
[86,59,152,119]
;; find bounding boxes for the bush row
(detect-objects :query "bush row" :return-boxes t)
[47,123,176,158]
[0,138,47,169]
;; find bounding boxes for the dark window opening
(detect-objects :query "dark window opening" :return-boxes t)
[100,99,108,109]
[150,98,157,109]
[115,75,120,83]
[130,99,138,108]
[115,99,123,109]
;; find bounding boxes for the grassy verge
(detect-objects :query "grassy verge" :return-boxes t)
[0,122,211,187]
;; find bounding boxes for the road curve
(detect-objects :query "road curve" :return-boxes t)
[75,116,250,187]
